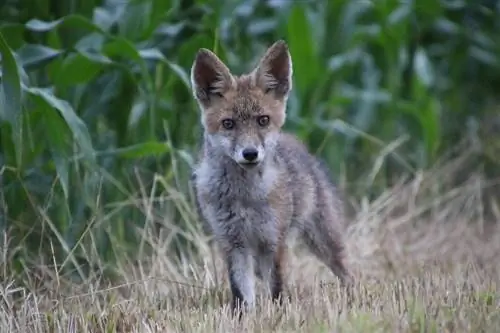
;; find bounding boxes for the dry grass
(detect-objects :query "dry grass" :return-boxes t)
[1,158,500,333]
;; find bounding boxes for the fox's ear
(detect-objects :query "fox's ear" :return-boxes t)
[253,40,293,99]
[190,49,235,107]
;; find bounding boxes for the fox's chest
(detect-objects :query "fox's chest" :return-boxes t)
[194,161,278,201]
[194,161,286,246]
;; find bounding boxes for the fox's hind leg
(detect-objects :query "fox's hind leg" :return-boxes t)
[299,217,353,286]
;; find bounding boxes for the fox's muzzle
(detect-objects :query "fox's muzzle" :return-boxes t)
[242,148,259,162]
[234,145,264,166]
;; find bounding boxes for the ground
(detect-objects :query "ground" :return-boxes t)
[1,167,499,332]
[1,248,498,332]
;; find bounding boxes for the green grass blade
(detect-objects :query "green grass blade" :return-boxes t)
[0,31,23,167]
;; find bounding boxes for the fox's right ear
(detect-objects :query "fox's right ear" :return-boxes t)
[190,49,234,107]
[253,40,293,99]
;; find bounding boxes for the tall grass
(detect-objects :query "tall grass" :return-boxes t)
[1,0,500,277]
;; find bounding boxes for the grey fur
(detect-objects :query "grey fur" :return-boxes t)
[190,40,353,316]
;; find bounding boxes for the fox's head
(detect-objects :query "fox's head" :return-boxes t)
[190,40,292,168]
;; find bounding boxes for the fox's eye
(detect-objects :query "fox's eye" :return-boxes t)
[222,119,235,130]
[257,115,270,127]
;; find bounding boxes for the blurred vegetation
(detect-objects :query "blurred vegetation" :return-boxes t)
[1,0,499,279]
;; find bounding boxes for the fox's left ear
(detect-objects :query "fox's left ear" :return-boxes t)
[253,40,293,99]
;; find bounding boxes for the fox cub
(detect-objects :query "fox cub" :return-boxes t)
[190,40,353,313]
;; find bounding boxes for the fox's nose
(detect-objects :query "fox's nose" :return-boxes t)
[242,148,259,162]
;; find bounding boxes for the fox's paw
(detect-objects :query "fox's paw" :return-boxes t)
[272,291,291,307]
[230,297,254,320]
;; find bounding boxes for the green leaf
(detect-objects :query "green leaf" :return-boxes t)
[139,48,190,88]
[98,141,170,159]
[0,31,23,167]
[102,37,143,62]
[164,60,190,90]
[30,94,71,198]
[24,87,96,164]
[150,0,176,32]
[16,44,63,69]
[286,4,321,97]
[25,15,105,35]
[54,50,112,86]
[92,7,117,31]
[138,48,165,61]
[0,23,25,50]
[116,1,151,40]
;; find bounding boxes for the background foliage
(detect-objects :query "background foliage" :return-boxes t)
[1,0,499,279]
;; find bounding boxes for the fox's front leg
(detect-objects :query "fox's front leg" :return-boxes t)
[225,246,255,316]
[257,243,287,305]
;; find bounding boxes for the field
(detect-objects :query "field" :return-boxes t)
[1,159,499,333]
[1,1,500,332]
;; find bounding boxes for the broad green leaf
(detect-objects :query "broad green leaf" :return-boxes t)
[0,124,16,169]
[54,50,113,86]
[16,44,62,69]
[138,48,165,61]
[0,31,23,167]
[92,7,116,31]
[328,48,363,72]
[116,1,151,40]
[102,37,143,62]
[150,0,177,30]
[74,32,106,51]
[0,23,25,50]
[470,46,498,66]
[416,0,444,20]
[105,43,189,94]
[388,3,411,26]
[286,4,321,97]
[164,60,190,89]
[29,94,72,198]
[248,19,278,36]
[139,48,190,88]
[25,15,105,35]
[172,33,214,70]
[128,97,148,128]
[414,48,435,87]
[100,71,137,146]
[98,141,169,159]
[24,87,96,164]
[77,49,113,65]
